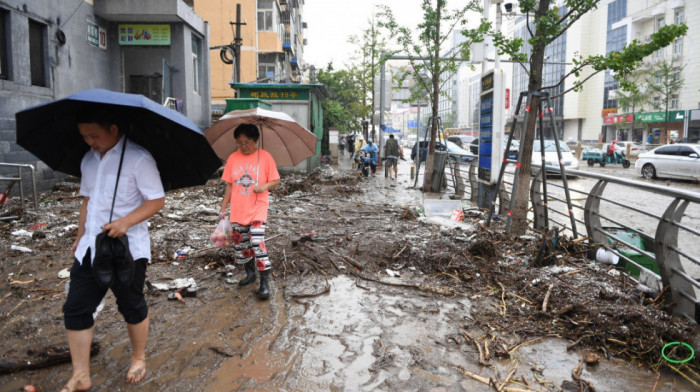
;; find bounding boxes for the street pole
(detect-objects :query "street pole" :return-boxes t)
[234,3,242,84]
[379,51,386,165]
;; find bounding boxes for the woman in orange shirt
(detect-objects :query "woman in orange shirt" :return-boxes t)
[219,124,280,300]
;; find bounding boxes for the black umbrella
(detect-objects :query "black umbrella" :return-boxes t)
[15,89,221,191]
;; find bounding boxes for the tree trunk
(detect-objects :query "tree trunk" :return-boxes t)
[664,100,669,143]
[511,0,550,236]
[423,0,442,191]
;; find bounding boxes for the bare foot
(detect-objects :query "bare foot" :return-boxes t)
[126,359,147,384]
[60,374,91,392]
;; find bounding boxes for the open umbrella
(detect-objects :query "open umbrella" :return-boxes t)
[15,89,221,191]
[204,107,317,167]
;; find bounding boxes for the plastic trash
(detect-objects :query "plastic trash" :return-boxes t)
[596,248,619,265]
[11,229,32,238]
[11,245,33,253]
[57,268,70,279]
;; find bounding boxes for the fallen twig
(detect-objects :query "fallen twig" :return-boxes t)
[451,366,532,392]
[392,245,408,260]
[0,341,100,374]
[326,247,363,271]
[542,284,554,313]
[497,280,507,316]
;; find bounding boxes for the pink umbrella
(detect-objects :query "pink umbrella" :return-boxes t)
[204,107,317,167]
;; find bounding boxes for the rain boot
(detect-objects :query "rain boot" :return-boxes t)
[238,260,256,286]
[256,270,270,300]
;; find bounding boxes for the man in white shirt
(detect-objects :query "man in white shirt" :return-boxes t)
[61,107,165,392]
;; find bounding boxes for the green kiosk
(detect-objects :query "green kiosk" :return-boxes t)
[227,83,328,172]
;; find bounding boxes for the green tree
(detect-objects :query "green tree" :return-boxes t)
[316,63,370,153]
[347,18,392,141]
[645,59,683,143]
[493,0,687,235]
[614,67,650,139]
[379,0,488,190]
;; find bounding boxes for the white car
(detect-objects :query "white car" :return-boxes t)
[635,144,700,181]
[614,141,647,157]
[532,140,579,176]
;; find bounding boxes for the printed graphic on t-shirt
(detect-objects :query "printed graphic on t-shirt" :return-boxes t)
[233,164,258,196]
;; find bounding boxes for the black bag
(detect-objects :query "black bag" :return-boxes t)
[92,138,135,288]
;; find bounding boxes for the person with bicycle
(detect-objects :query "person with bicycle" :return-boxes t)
[361,139,379,176]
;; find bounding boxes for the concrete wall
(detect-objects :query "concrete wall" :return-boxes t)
[1,0,211,194]
[0,0,119,192]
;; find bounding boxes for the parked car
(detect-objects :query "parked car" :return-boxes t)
[531,140,579,176]
[445,140,473,162]
[469,138,520,159]
[615,141,647,157]
[635,144,700,181]
[447,135,476,149]
[411,140,447,163]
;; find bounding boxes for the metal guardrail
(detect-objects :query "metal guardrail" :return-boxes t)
[0,162,38,220]
[432,153,700,324]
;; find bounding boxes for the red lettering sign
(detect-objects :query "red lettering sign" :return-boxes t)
[505,88,510,109]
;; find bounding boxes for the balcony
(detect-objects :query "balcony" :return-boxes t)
[283,32,294,53]
[290,57,298,69]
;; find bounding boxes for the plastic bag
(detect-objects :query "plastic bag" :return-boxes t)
[210,218,233,248]
[450,209,464,222]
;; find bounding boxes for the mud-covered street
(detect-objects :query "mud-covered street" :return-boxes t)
[1,156,698,391]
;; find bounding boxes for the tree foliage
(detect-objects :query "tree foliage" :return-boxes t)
[347,18,392,140]
[378,0,487,190]
[492,0,687,236]
[316,63,370,136]
[646,59,684,141]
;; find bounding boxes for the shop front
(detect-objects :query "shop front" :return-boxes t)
[635,110,687,145]
[688,110,700,144]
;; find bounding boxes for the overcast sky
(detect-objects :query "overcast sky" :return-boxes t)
[303,0,427,69]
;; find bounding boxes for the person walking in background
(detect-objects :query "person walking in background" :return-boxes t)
[347,134,356,156]
[219,123,280,300]
[62,108,165,391]
[361,139,379,176]
[339,136,346,157]
[384,134,401,179]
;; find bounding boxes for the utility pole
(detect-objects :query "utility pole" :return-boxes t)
[232,4,245,85]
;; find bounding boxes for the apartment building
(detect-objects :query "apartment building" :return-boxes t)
[610,0,699,144]
[194,0,306,107]
[1,0,211,191]
[449,0,697,146]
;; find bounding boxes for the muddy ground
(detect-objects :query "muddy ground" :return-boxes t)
[0,158,698,391]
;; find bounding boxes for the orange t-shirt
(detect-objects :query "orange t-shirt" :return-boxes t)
[222,149,280,225]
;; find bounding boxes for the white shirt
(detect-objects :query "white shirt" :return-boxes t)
[75,136,165,265]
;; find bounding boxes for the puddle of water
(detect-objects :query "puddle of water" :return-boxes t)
[506,338,698,391]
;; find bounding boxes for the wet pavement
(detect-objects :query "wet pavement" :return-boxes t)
[1,152,698,392]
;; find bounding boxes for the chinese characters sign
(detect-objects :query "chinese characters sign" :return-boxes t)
[86,20,107,50]
[241,90,309,100]
[118,24,171,46]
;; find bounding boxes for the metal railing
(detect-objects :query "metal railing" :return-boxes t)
[431,153,700,324]
[0,162,38,220]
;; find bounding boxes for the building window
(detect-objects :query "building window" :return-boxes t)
[192,36,200,94]
[673,38,682,55]
[675,9,684,25]
[657,16,665,30]
[258,63,275,81]
[0,11,8,80]
[655,47,663,59]
[653,97,660,110]
[671,95,678,109]
[257,0,276,32]
[29,20,47,87]
[673,67,680,82]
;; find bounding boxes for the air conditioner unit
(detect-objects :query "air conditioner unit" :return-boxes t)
[644,35,652,42]
[672,53,682,60]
